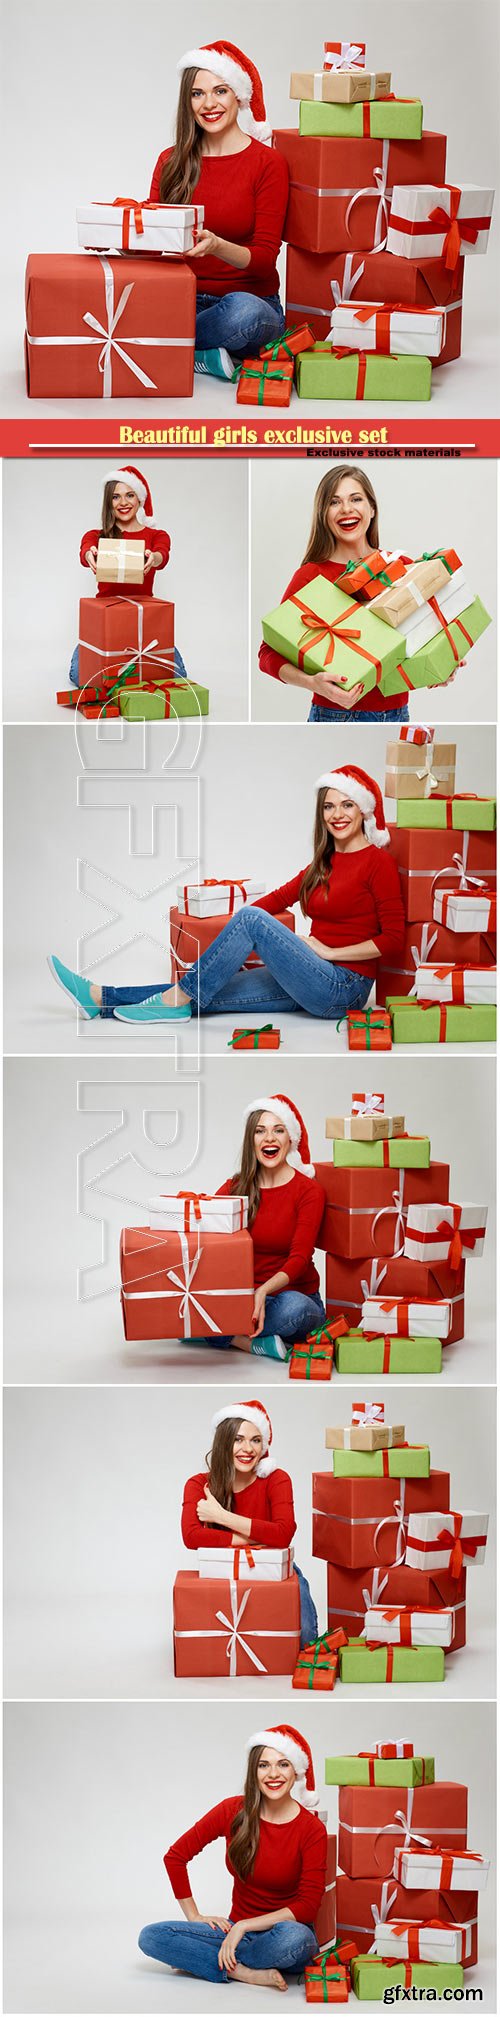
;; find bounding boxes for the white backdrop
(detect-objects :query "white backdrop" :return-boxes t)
[1,0,499,418]
[4,1053,495,1386]
[3,1700,496,2014]
[251,459,498,722]
[2,458,249,722]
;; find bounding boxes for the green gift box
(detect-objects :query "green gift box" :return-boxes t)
[339,1639,445,1683]
[119,680,209,720]
[262,572,407,698]
[298,98,423,140]
[332,1443,430,1479]
[325,1754,435,1788]
[296,346,431,404]
[332,1136,430,1170]
[335,1329,442,1374]
[395,795,496,830]
[384,594,491,695]
[387,996,496,1045]
[351,1958,463,2000]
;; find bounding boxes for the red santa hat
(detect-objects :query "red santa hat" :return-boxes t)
[315,765,390,848]
[177,40,271,141]
[103,465,156,526]
[245,1725,318,1810]
[210,1399,275,1477]
[241,1095,315,1178]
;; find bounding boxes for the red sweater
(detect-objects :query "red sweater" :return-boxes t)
[150,140,289,296]
[182,1468,296,1550]
[254,849,405,978]
[80,526,171,598]
[259,557,413,713]
[165,1797,327,1926]
[217,1169,325,1294]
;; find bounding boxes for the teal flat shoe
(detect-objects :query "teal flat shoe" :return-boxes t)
[48,955,100,1019]
[251,1334,288,1361]
[114,994,192,1024]
[194,347,234,380]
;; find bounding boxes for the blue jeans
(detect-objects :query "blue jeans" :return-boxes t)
[100,912,373,1019]
[295,1562,319,1648]
[138,1917,318,1982]
[308,702,410,724]
[198,1286,326,1352]
[69,643,188,686]
[196,291,285,359]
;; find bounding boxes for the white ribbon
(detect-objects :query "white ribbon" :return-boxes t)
[330,253,366,312]
[324,41,365,70]
[345,141,390,251]
[360,1261,388,1302]
[415,753,440,796]
[374,1742,411,1758]
[165,1231,224,1338]
[368,1882,398,1951]
[373,1480,407,1567]
[362,1568,389,1611]
[408,924,439,994]
[431,832,488,901]
[84,256,156,396]
[371,1171,407,1258]
[352,1092,385,1115]
[215,1582,267,1678]
[353,1396,385,1424]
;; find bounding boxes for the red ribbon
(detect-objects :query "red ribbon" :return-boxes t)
[360,96,416,138]
[177,1190,210,1232]
[110,195,202,252]
[434,1207,484,1268]
[424,601,473,669]
[182,879,251,917]
[412,1512,486,1578]
[290,588,382,679]
[327,346,369,397]
[428,186,485,270]
[232,1545,256,1578]
[377,1300,410,1337]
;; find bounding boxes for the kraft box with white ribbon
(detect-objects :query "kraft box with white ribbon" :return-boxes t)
[196,1546,294,1582]
[96,538,145,586]
[290,69,391,106]
[173,1570,300,1678]
[77,200,204,255]
[25,252,196,398]
[120,1225,254,1342]
[385,739,456,802]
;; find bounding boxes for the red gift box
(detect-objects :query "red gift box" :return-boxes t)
[274,129,447,254]
[293,1629,346,1690]
[347,1009,392,1052]
[285,244,463,364]
[327,1561,466,1650]
[173,1570,300,1677]
[305,1958,348,2004]
[169,905,295,980]
[338,1781,467,1881]
[325,1254,465,1343]
[25,253,196,398]
[336,551,408,602]
[336,1874,478,1965]
[236,357,294,405]
[314,1161,450,1260]
[229,1026,281,1050]
[312,1470,450,1570]
[260,322,315,361]
[120,1226,254,1341]
[315,1837,338,1953]
[389,824,497,924]
[78,595,175,689]
[375,918,496,1002]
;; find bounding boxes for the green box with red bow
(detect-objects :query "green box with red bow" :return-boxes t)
[262,574,408,698]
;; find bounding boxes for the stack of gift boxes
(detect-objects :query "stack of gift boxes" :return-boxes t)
[271,36,495,403]
[314,1091,489,1372]
[120,1186,254,1344]
[168,876,295,990]
[26,200,202,399]
[173,1534,305,1685]
[57,563,209,720]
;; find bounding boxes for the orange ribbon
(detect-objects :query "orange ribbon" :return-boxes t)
[428,185,485,270]
[361,95,415,138]
[377,1300,411,1337]
[412,1512,487,1578]
[290,588,382,680]
[182,879,251,916]
[434,1206,484,1268]
[425,599,474,668]
[177,1190,210,1232]
[110,195,201,252]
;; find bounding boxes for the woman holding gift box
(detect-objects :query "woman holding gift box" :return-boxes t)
[69,465,188,687]
[182,1400,318,1644]
[259,466,414,722]
[150,41,289,380]
[138,1725,326,1991]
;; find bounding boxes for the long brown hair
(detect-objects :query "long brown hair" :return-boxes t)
[226,1110,287,1225]
[299,786,338,914]
[159,68,205,203]
[100,481,138,538]
[205,1416,255,1510]
[229,1747,268,1880]
[303,465,380,565]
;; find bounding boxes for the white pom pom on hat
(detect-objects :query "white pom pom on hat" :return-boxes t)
[210,1399,276,1477]
[177,39,272,142]
[315,765,390,848]
[103,465,156,526]
[245,1725,319,1810]
[241,1094,316,1178]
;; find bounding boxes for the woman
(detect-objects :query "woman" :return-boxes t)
[211,1096,326,1361]
[182,1399,318,1643]
[259,465,413,723]
[69,464,187,686]
[48,764,405,1025]
[150,39,289,380]
[138,1725,326,1992]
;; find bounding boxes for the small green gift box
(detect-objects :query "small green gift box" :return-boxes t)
[387,996,496,1045]
[262,573,406,699]
[332,1136,430,1170]
[332,1443,430,1479]
[296,346,432,404]
[351,1958,463,2000]
[325,1754,435,1788]
[119,680,209,721]
[298,98,423,140]
[339,1640,445,1684]
[384,594,491,695]
[396,795,496,831]
[335,1329,442,1375]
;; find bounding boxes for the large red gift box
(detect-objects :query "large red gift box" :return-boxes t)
[389,825,497,924]
[285,245,463,364]
[274,130,447,254]
[336,1874,478,1965]
[338,1782,467,1881]
[375,919,496,1002]
[173,1570,300,1677]
[327,1560,467,1649]
[314,1835,337,1952]
[78,595,175,689]
[314,1161,450,1259]
[120,1226,254,1341]
[169,905,295,980]
[312,1470,450,1570]
[325,1254,465,1342]
[25,253,196,398]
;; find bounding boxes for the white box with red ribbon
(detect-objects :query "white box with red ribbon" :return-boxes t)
[393,1846,490,1892]
[404,1202,488,1265]
[413,964,497,1005]
[374,1919,474,1963]
[328,300,445,358]
[177,879,265,917]
[197,1546,294,1582]
[361,1296,452,1339]
[433,887,497,934]
[391,565,472,657]
[363,1604,454,1647]
[405,1510,489,1573]
[148,1193,249,1234]
[77,200,204,254]
[387,183,494,263]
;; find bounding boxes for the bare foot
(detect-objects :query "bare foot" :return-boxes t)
[90,984,102,1006]
[232,1335,252,1353]
[161,985,190,1007]
[232,1963,288,1991]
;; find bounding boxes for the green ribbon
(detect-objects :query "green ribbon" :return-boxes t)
[340,556,395,590]
[291,1341,330,1379]
[242,362,290,403]
[261,325,303,362]
[296,1633,338,1688]
[337,1010,390,1050]
[228,1024,276,1049]
[421,548,455,575]
[307,1956,346,1998]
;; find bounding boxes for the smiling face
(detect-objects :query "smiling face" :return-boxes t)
[253,1111,292,1174]
[257,1748,297,1803]
[232,1421,264,1480]
[322,788,365,849]
[112,483,140,528]
[191,69,240,136]
[326,474,375,547]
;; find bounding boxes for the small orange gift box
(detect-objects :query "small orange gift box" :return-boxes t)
[229,1025,280,1050]
[173,1571,300,1678]
[305,1953,350,2003]
[347,1008,392,1051]
[336,548,408,602]
[260,322,315,361]
[237,356,294,405]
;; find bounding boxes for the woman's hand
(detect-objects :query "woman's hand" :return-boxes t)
[196,1485,224,1523]
[307,936,336,960]
[218,1922,246,1972]
[84,546,98,573]
[196,1913,232,1934]
[312,673,365,709]
[252,1284,268,1336]
[189,229,220,259]
[143,550,163,574]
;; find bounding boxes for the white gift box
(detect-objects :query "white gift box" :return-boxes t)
[177,879,265,917]
[405,1510,489,1573]
[361,1296,451,1339]
[433,887,497,934]
[364,1605,453,1647]
[393,1847,490,1893]
[390,564,471,657]
[197,1546,294,1582]
[77,200,204,254]
[328,300,444,359]
[374,1919,471,1963]
[404,1202,488,1265]
[387,183,494,261]
[414,963,497,1005]
[148,1194,248,1234]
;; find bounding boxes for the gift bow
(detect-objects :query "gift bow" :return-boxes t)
[426,1512,486,1579]
[428,185,483,271]
[228,1025,276,1048]
[177,1190,210,1228]
[352,1092,385,1114]
[345,140,391,251]
[434,1206,484,1268]
[215,1582,267,1678]
[371,1171,407,1258]
[352,1399,385,1424]
[330,253,366,311]
[165,1230,223,1338]
[373,1480,407,1567]
[362,1568,390,1615]
[290,589,382,679]
[367,1881,398,1950]
[431,832,489,902]
[408,924,439,992]
[360,1262,388,1302]
[83,254,157,395]
[241,361,291,402]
